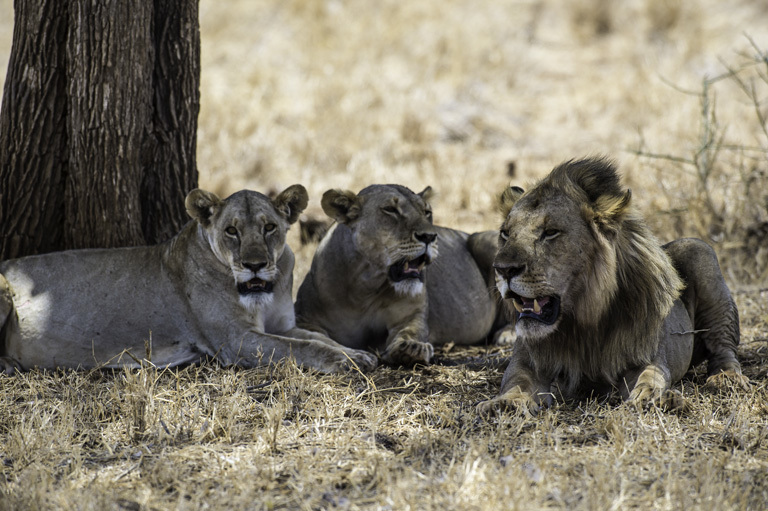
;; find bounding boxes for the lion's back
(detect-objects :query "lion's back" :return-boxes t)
[1,246,200,369]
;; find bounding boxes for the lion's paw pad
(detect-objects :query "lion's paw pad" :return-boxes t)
[382,338,433,366]
[477,389,540,418]
[706,371,750,391]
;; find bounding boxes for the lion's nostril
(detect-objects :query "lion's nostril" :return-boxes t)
[243,262,267,273]
[415,232,437,244]
[493,263,525,280]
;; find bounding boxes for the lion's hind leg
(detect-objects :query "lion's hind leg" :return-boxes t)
[0,273,11,326]
[0,273,20,375]
[664,238,747,390]
[705,370,751,392]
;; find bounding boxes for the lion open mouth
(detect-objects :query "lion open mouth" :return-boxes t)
[388,254,430,283]
[508,293,560,325]
[237,277,274,295]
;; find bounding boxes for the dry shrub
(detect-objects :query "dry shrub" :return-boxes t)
[634,37,768,283]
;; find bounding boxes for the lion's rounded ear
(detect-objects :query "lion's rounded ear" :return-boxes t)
[591,188,632,237]
[499,185,524,218]
[185,189,222,226]
[594,188,632,221]
[321,189,361,224]
[418,186,434,203]
[273,184,308,224]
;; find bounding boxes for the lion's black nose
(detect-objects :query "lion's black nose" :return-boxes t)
[494,262,525,280]
[243,262,267,273]
[415,232,437,244]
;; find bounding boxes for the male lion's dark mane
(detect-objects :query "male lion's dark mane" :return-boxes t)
[524,157,684,393]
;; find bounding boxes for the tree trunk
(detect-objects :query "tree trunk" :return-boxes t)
[0,0,199,260]
[142,0,200,245]
[0,0,69,259]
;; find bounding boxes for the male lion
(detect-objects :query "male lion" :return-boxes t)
[294,184,507,366]
[0,186,377,374]
[478,157,747,414]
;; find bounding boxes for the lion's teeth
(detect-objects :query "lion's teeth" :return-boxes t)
[533,299,541,314]
[404,261,410,271]
[513,299,523,313]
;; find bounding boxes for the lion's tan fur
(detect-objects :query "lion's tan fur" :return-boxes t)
[0,187,377,374]
[482,158,744,413]
[296,184,503,366]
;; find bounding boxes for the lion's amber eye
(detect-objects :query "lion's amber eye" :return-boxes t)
[264,223,276,233]
[225,226,238,236]
[425,209,433,220]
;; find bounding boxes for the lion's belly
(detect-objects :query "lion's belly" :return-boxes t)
[1,249,205,369]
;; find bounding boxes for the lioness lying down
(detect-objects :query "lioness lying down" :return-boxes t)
[295,184,507,366]
[0,186,377,374]
[479,157,747,414]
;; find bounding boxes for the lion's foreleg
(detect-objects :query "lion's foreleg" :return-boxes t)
[624,301,697,411]
[381,313,433,366]
[625,363,688,411]
[478,346,552,416]
[224,331,376,373]
[285,326,342,346]
[284,327,378,372]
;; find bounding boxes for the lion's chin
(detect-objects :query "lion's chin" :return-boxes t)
[514,317,560,340]
[239,292,274,312]
[392,279,425,297]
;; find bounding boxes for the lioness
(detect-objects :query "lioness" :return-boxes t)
[0,186,377,374]
[294,184,507,366]
[478,157,747,414]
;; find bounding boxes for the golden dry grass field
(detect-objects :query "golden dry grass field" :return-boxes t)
[1,0,768,509]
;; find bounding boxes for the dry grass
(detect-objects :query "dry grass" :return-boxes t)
[1,0,768,509]
[1,331,767,510]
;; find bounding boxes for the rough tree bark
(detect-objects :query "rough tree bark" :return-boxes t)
[0,0,200,260]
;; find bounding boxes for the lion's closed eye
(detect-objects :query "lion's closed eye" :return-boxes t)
[381,205,400,217]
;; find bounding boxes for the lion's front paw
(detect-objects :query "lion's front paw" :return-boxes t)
[344,349,378,372]
[321,349,378,374]
[659,389,690,412]
[381,336,433,366]
[311,348,378,374]
[493,326,517,346]
[629,384,688,412]
[628,381,658,407]
[477,386,540,417]
[706,370,751,391]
